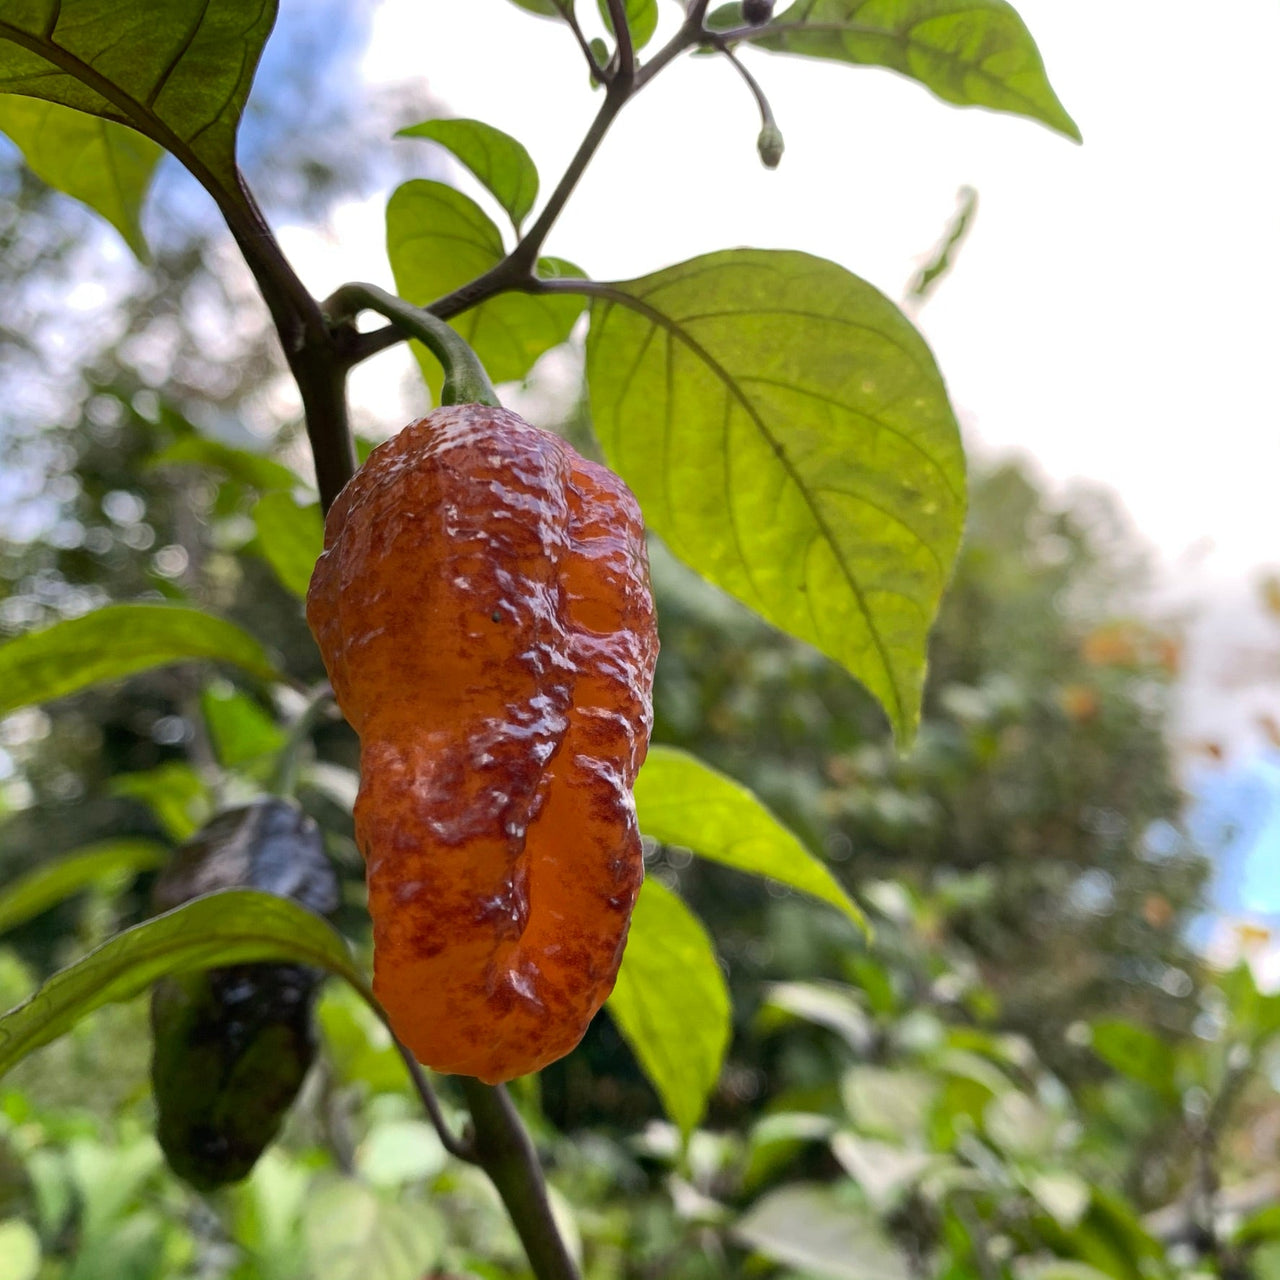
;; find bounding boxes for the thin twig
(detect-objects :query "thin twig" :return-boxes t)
[393,1041,479,1164]
[712,36,777,133]
[605,0,636,84]
[459,1077,582,1280]
[342,3,717,370]
[637,0,712,86]
[340,78,628,369]
[326,283,499,406]
[270,683,336,799]
[559,0,610,83]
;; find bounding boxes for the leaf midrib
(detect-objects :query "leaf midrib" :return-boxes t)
[753,8,1074,130]
[588,282,908,731]
[0,912,363,1072]
[0,15,232,201]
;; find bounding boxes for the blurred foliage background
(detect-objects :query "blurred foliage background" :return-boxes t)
[1,5,1278,1280]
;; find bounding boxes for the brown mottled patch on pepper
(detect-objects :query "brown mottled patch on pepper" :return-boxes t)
[307,405,657,1083]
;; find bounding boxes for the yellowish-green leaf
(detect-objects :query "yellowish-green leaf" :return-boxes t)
[201,684,286,768]
[398,117,539,232]
[253,492,323,601]
[598,0,660,50]
[110,762,211,841]
[387,179,585,402]
[585,249,966,743]
[608,879,729,1136]
[304,1179,443,1280]
[751,0,1079,141]
[0,889,366,1078]
[148,438,302,493]
[0,97,161,258]
[0,0,278,192]
[0,604,279,718]
[0,840,167,937]
[734,1183,911,1280]
[636,746,865,931]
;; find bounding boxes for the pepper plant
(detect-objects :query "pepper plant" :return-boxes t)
[0,2,1080,1276]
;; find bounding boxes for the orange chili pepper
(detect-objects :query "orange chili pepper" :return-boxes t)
[308,404,657,1082]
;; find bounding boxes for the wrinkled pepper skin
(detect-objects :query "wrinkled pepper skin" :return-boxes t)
[150,800,339,1189]
[306,404,657,1084]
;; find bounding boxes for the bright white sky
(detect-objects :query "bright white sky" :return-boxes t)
[346,0,1280,573]
[282,0,1280,752]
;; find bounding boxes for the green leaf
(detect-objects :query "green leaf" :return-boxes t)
[733,1183,911,1280]
[1258,1243,1280,1280]
[1217,961,1280,1048]
[386,179,585,402]
[842,1065,937,1142]
[1237,1204,1280,1248]
[830,1132,941,1212]
[356,1120,448,1189]
[200,684,286,768]
[598,0,660,50]
[65,1136,162,1248]
[984,1090,1058,1160]
[1090,1019,1178,1101]
[110,762,211,841]
[743,1112,837,1192]
[0,840,167,936]
[0,888,366,1079]
[750,0,1080,141]
[608,878,729,1136]
[635,745,865,930]
[0,604,279,717]
[148,438,302,493]
[585,249,966,742]
[397,117,539,232]
[0,0,278,193]
[305,1179,443,1280]
[317,984,405,1095]
[759,981,873,1052]
[252,492,323,601]
[0,97,160,258]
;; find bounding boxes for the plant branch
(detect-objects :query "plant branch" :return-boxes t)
[459,1077,582,1280]
[713,36,777,133]
[560,1,610,83]
[340,78,627,370]
[342,4,719,370]
[605,0,636,83]
[393,1042,479,1164]
[360,978,582,1274]
[637,0,712,86]
[326,283,499,407]
[271,684,336,799]
[509,79,631,275]
[221,175,358,513]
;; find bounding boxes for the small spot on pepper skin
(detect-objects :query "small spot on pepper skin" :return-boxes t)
[306,405,658,1084]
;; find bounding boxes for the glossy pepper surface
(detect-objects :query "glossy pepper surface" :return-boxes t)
[306,404,657,1083]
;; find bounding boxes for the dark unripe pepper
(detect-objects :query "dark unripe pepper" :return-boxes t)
[306,404,658,1084]
[149,800,339,1189]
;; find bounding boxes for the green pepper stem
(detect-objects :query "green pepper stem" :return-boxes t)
[324,282,499,408]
